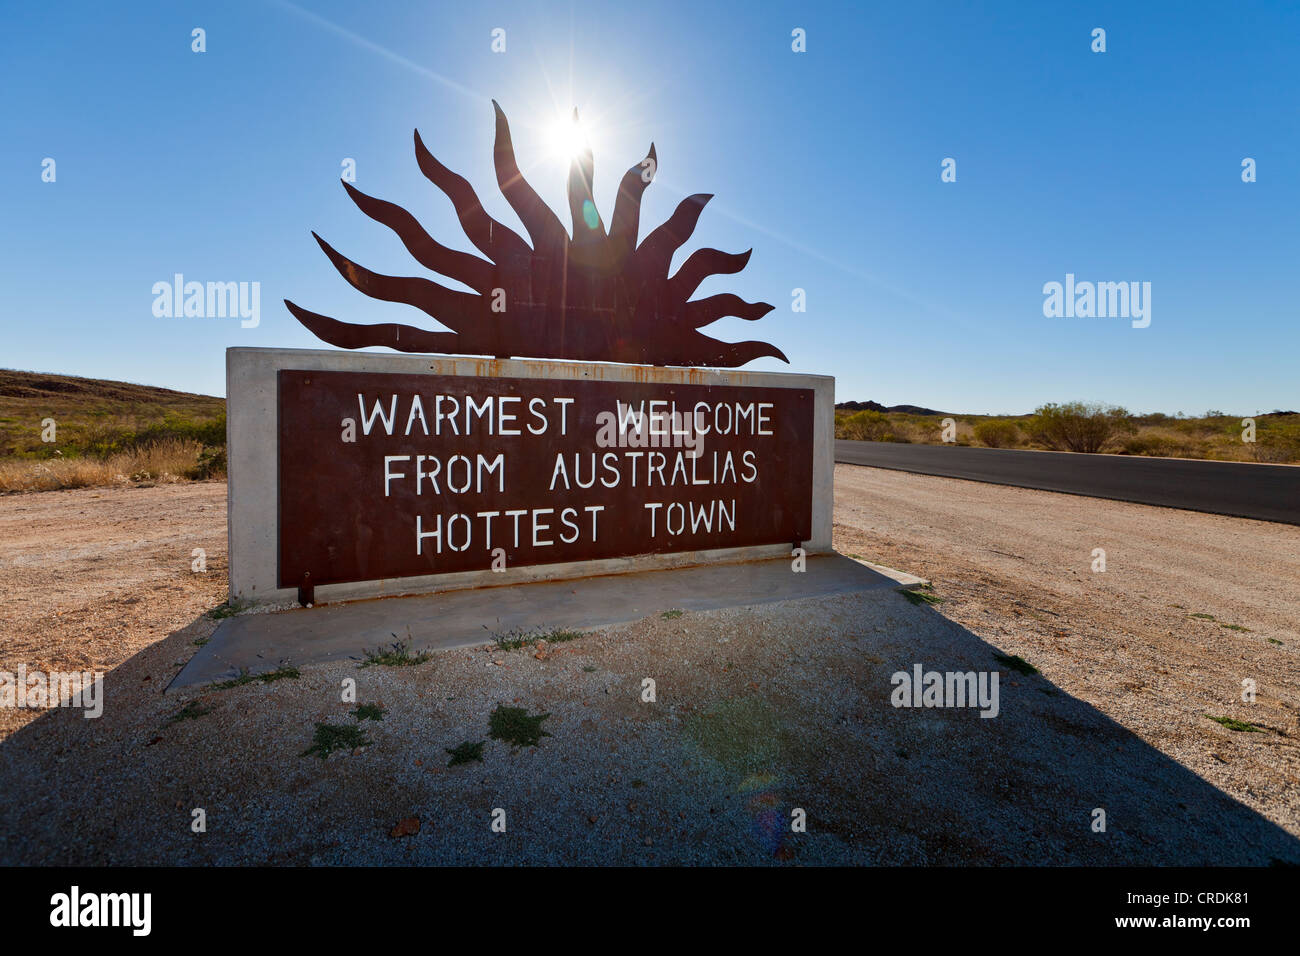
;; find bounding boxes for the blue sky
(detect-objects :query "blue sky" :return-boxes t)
[2,0,1296,414]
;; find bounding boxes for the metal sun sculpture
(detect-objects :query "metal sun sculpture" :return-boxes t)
[285,101,787,368]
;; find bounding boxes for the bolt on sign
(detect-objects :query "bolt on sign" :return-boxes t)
[278,370,814,588]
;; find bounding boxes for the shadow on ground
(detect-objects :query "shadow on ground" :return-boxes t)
[1,569,1296,866]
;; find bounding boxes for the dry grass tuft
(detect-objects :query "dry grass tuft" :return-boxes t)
[0,439,214,493]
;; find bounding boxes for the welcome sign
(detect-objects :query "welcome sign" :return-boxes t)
[277,369,815,588]
[227,350,832,605]
[227,100,834,606]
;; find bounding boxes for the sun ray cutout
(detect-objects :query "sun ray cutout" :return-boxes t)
[285,101,787,368]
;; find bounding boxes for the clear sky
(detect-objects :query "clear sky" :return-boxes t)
[3,0,1296,414]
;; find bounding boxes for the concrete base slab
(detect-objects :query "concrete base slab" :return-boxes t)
[851,558,930,589]
[170,553,900,689]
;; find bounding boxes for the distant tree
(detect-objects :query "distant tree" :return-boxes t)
[1028,402,1131,453]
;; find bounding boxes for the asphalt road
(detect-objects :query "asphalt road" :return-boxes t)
[834,440,1300,525]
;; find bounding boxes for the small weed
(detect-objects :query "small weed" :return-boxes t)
[207,600,246,621]
[1190,613,1216,621]
[661,609,684,619]
[192,635,210,647]
[352,703,385,721]
[899,587,943,606]
[489,626,583,652]
[1268,638,1283,646]
[583,665,597,673]
[993,652,1038,676]
[445,741,486,766]
[213,664,300,690]
[1220,623,1252,632]
[1205,714,1264,733]
[488,703,551,748]
[166,700,210,724]
[544,628,582,644]
[302,722,370,759]
[259,665,300,683]
[359,635,432,668]
[490,627,533,651]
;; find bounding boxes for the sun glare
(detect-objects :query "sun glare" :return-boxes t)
[549,109,592,160]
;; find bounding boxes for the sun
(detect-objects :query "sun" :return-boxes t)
[548,108,591,160]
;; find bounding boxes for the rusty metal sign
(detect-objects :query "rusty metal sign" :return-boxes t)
[277,369,813,588]
[284,101,786,368]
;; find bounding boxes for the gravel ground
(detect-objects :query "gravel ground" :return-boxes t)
[833,465,1300,840]
[0,473,1296,865]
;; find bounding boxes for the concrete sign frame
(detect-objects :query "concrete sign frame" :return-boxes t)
[228,347,834,606]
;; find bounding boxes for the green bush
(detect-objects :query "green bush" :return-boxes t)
[839,410,900,442]
[1027,402,1131,453]
[186,445,227,480]
[84,414,226,459]
[973,419,1020,448]
[1251,418,1300,463]
[1120,434,1179,457]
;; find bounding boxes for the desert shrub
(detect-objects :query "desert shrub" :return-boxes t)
[0,438,209,492]
[124,438,204,481]
[1027,402,1131,453]
[1120,433,1180,457]
[880,418,929,443]
[1250,420,1300,463]
[83,414,225,458]
[0,458,116,492]
[187,445,227,480]
[839,410,901,442]
[973,419,1020,448]
[1171,417,1215,437]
